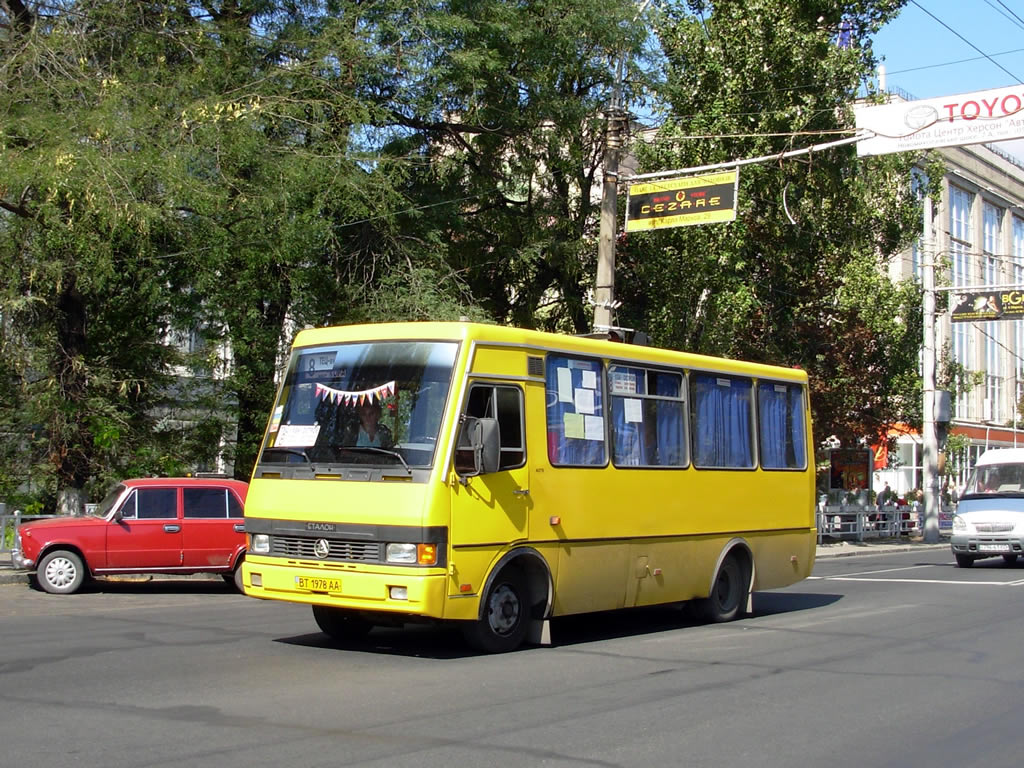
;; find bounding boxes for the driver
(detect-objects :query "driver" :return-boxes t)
[343,401,393,448]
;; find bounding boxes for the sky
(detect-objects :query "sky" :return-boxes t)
[871,0,1024,159]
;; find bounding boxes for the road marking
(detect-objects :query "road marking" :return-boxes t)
[827,565,939,577]
[810,575,1020,585]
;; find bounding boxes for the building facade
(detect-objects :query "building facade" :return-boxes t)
[881,130,1024,497]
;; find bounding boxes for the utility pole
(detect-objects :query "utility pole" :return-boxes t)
[922,194,941,543]
[594,82,624,333]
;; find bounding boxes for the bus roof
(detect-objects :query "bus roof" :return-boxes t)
[291,322,807,383]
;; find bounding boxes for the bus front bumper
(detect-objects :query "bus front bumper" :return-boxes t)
[241,556,450,619]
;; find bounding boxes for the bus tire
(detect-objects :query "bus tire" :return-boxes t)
[463,567,529,653]
[312,605,373,642]
[699,553,746,623]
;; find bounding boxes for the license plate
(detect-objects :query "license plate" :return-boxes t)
[979,544,1011,552]
[295,576,341,592]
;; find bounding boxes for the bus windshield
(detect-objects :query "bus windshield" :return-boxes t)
[258,341,458,471]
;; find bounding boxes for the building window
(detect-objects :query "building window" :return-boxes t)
[1015,216,1024,408]
[950,185,975,419]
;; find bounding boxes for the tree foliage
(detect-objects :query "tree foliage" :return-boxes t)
[619,0,926,447]
[0,0,934,509]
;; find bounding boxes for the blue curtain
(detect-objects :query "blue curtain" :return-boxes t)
[611,367,647,466]
[654,373,684,465]
[758,382,806,469]
[693,375,753,467]
[758,383,787,468]
[789,386,806,468]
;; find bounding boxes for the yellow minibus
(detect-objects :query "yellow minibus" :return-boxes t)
[242,322,816,652]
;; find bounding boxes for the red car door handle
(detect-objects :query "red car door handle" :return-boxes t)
[163,524,181,533]
[233,524,245,533]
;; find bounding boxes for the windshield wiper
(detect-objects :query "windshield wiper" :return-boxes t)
[337,446,412,474]
[260,447,312,465]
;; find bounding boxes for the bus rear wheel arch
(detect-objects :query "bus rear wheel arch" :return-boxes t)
[699,548,752,623]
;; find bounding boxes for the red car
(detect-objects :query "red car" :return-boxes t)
[12,477,249,595]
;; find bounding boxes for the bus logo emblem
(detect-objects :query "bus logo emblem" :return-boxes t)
[313,539,330,558]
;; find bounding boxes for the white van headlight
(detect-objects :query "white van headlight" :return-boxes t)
[952,514,967,532]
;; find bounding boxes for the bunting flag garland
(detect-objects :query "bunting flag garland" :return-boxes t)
[315,380,396,406]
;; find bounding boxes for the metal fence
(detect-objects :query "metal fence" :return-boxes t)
[816,503,954,543]
[0,506,58,559]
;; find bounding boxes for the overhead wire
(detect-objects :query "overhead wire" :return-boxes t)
[908,0,1024,84]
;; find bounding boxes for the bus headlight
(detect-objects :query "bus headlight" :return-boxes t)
[386,543,438,566]
[952,515,967,532]
[250,534,270,554]
[386,543,417,563]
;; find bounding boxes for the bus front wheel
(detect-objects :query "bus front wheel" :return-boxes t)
[463,567,529,653]
[699,554,747,623]
[312,605,373,642]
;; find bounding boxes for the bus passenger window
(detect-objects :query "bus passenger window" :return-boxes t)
[464,384,525,470]
[609,365,686,467]
[758,382,807,469]
[545,355,606,467]
[691,374,754,469]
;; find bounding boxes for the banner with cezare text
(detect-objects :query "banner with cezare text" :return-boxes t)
[625,170,738,232]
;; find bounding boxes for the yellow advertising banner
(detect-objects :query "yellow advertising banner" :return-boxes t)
[625,170,738,232]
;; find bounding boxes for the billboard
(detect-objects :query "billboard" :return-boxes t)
[625,170,738,232]
[855,84,1024,157]
[950,289,1024,323]
[829,448,872,493]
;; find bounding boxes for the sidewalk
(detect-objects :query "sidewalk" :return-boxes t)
[815,537,949,559]
[0,537,950,586]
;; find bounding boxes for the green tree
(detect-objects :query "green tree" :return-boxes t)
[619,0,927,446]
[0,1,223,511]
[375,0,651,333]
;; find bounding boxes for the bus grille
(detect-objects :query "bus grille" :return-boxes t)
[271,536,382,563]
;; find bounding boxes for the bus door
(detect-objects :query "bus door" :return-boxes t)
[450,381,530,552]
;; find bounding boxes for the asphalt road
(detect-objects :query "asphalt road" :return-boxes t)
[1,548,1022,768]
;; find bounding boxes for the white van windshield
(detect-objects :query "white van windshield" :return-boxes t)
[963,463,1024,497]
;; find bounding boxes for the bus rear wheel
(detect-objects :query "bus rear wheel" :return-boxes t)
[699,554,747,623]
[463,567,529,653]
[312,605,373,642]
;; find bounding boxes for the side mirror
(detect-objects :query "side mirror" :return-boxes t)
[112,508,123,523]
[454,416,501,477]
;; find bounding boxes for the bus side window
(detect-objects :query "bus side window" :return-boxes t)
[610,365,686,468]
[464,384,525,470]
[757,381,807,470]
[545,355,606,467]
[691,373,755,469]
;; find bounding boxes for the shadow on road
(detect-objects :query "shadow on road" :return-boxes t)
[273,591,843,659]
[40,576,240,596]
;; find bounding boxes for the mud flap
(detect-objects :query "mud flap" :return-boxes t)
[527,617,551,646]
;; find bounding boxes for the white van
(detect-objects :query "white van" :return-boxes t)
[952,448,1024,568]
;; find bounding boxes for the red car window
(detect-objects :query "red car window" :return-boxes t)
[184,488,229,518]
[135,488,177,519]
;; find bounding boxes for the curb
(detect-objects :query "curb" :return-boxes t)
[814,539,949,559]
[0,561,221,587]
